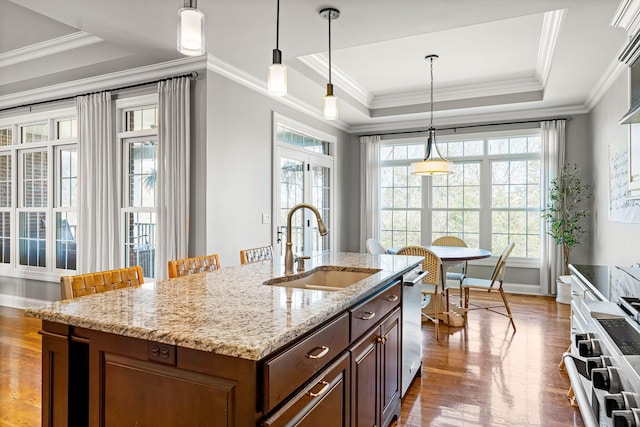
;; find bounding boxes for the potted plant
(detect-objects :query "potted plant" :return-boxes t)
[542,163,593,303]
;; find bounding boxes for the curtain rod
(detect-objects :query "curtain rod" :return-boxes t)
[0,71,199,113]
[357,117,572,138]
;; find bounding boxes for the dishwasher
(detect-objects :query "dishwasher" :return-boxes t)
[401,268,427,397]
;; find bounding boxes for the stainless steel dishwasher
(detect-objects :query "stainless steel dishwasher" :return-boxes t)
[401,268,427,397]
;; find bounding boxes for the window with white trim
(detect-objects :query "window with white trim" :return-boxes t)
[0,109,78,277]
[379,129,542,261]
[120,104,158,278]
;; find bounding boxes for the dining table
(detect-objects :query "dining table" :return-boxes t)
[389,245,492,326]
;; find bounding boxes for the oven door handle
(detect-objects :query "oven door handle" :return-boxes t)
[563,352,599,427]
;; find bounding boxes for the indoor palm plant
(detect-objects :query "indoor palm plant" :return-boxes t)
[542,163,593,277]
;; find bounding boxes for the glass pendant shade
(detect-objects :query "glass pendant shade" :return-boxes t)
[411,54,451,176]
[410,158,451,175]
[268,50,287,96]
[323,84,338,120]
[178,2,205,56]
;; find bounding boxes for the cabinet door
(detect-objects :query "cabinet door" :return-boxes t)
[263,352,350,427]
[380,309,401,427]
[350,327,379,427]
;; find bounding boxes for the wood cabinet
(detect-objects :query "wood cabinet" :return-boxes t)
[39,278,404,427]
[350,308,401,427]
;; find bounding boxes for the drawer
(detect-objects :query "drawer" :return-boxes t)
[350,280,401,340]
[262,352,350,427]
[263,312,349,413]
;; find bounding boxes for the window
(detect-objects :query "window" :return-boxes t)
[120,100,158,278]
[379,129,541,261]
[0,109,78,278]
[273,115,335,259]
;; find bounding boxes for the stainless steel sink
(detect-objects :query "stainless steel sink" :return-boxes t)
[264,266,381,291]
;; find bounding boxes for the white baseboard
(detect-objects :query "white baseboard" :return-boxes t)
[0,293,50,309]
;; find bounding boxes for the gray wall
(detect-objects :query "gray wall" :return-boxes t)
[200,71,351,267]
[589,71,640,266]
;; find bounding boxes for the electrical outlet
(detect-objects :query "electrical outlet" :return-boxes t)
[262,213,271,224]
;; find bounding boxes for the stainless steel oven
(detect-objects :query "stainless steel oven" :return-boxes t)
[565,266,640,427]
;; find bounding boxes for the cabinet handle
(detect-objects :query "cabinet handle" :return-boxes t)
[306,345,329,359]
[307,380,330,397]
[386,294,399,302]
[360,311,376,321]
[376,336,387,344]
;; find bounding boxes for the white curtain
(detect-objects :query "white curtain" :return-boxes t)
[359,135,381,252]
[540,119,566,295]
[76,92,119,273]
[155,77,191,279]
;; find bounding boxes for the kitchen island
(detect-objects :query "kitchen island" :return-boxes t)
[26,252,423,427]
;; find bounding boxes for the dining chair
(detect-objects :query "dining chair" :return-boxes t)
[240,245,273,265]
[168,254,221,278]
[461,242,516,331]
[432,235,468,308]
[60,265,144,300]
[365,238,387,254]
[396,246,445,340]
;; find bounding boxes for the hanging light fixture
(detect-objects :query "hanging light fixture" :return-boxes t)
[268,0,287,96]
[320,8,340,121]
[177,0,205,56]
[410,54,452,176]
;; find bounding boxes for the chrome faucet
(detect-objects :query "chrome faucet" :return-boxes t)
[285,203,328,275]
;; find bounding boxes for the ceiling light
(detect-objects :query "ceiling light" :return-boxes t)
[410,54,452,176]
[268,0,287,96]
[178,0,205,56]
[320,8,340,121]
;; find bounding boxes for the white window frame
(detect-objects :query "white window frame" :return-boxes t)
[380,128,542,268]
[0,107,78,280]
[116,94,159,278]
[272,113,336,259]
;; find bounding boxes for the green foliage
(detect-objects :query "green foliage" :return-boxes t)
[541,163,592,275]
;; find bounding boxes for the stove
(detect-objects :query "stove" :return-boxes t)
[565,266,640,427]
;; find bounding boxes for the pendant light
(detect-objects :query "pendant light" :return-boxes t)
[177,0,205,56]
[410,54,452,176]
[320,8,340,121]
[268,0,287,96]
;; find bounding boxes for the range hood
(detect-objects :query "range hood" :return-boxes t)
[619,32,640,124]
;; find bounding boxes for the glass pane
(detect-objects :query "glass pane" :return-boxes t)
[280,158,304,255]
[0,128,12,146]
[0,212,10,263]
[20,123,49,143]
[125,212,156,278]
[127,140,156,207]
[59,148,77,208]
[277,125,329,155]
[22,151,48,207]
[56,119,77,139]
[126,107,158,131]
[56,212,77,270]
[312,165,330,254]
[0,155,11,208]
[19,211,46,267]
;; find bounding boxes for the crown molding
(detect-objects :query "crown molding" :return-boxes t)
[0,56,205,109]
[348,104,588,135]
[206,54,350,132]
[0,31,103,68]
[536,9,566,87]
[298,54,372,107]
[612,0,640,35]
[585,57,627,111]
[370,77,542,110]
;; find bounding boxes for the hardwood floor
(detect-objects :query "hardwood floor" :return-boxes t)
[0,292,581,426]
[399,291,583,427]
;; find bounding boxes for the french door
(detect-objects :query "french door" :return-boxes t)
[274,146,333,261]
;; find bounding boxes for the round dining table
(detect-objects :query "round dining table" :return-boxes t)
[389,245,492,326]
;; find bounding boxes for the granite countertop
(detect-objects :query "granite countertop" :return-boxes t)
[25,252,422,361]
